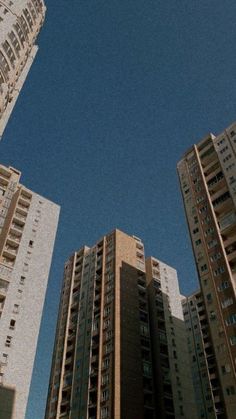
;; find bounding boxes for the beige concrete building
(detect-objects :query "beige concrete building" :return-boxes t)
[177,122,236,418]
[0,0,46,138]
[45,229,196,419]
[0,164,60,418]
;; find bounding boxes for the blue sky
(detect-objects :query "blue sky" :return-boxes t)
[1,0,236,417]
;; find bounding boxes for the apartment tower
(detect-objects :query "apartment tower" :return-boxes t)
[182,291,222,418]
[0,0,46,138]
[177,122,236,418]
[0,165,60,418]
[145,257,196,418]
[45,229,196,419]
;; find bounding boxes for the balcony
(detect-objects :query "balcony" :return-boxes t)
[0,264,12,281]
[0,176,8,187]
[208,176,224,196]
[204,161,220,180]
[0,283,7,297]
[228,249,236,263]
[64,356,73,366]
[14,211,26,222]
[91,355,98,364]
[11,223,23,234]
[90,368,98,377]
[17,201,28,213]
[20,190,32,202]
[0,299,5,312]
[89,385,97,393]
[213,192,232,216]
[3,246,17,259]
[1,257,14,268]
[7,235,20,246]
[18,196,30,209]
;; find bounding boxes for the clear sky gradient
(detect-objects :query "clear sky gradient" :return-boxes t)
[1,1,236,417]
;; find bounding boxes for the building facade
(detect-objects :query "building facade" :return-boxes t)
[177,122,236,418]
[45,229,196,419]
[146,258,196,419]
[0,164,60,419]
[0,0,46,138]
[182,291,224,418]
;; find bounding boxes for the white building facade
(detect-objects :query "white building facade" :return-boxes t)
[0,0,46,138]
[0,165,59,419]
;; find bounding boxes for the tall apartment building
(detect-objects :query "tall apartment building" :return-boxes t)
[182,291,224,418]
[45,229,196,419]
[146,257,196,419]
[177,122,236,418]
[0,0,46,138]
[0,165,60,419]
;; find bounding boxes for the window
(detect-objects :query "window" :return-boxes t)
[197,196,205,204]
[218,281,229,291]
[101,374,109,385]
[105,343,112,354]
[102,358,110,369]
[230,336,236,346]
[140,324,149,336]
[212,191,230,208]
[143,362,152,376]
[20,276,25,285]
[210,311,216,320]
[9,319,15,330]
[206,293,212,302]
[17,289,23,299]
[23,263,29,272]
[2,353,8,364]
[225,314,236,326]
[200,264,208,272]
[101,407,108,418]
[106,330,113,340]
[208,239,218,249]
[221,364,230,374]
[101,390,109,402]
[195,239,201,246]
[29,240,34,248]
[221,298,233,309]
[2,40,16,68]
[104,306,111,317]
[210,253,222,262]
[5,336,12,347]
[214,266,225,276]
[13,304,19,314]
[0,51,10,79]
[226,386,235,396]
[8,31,21,57]
[199,205,207,213]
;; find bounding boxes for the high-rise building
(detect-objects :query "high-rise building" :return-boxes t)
[0,164,60,419]
[146,258,197,419]
[182,290,223,418]
[0,0,46,138]
[177,122,236,418]
[45,229,196,419]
